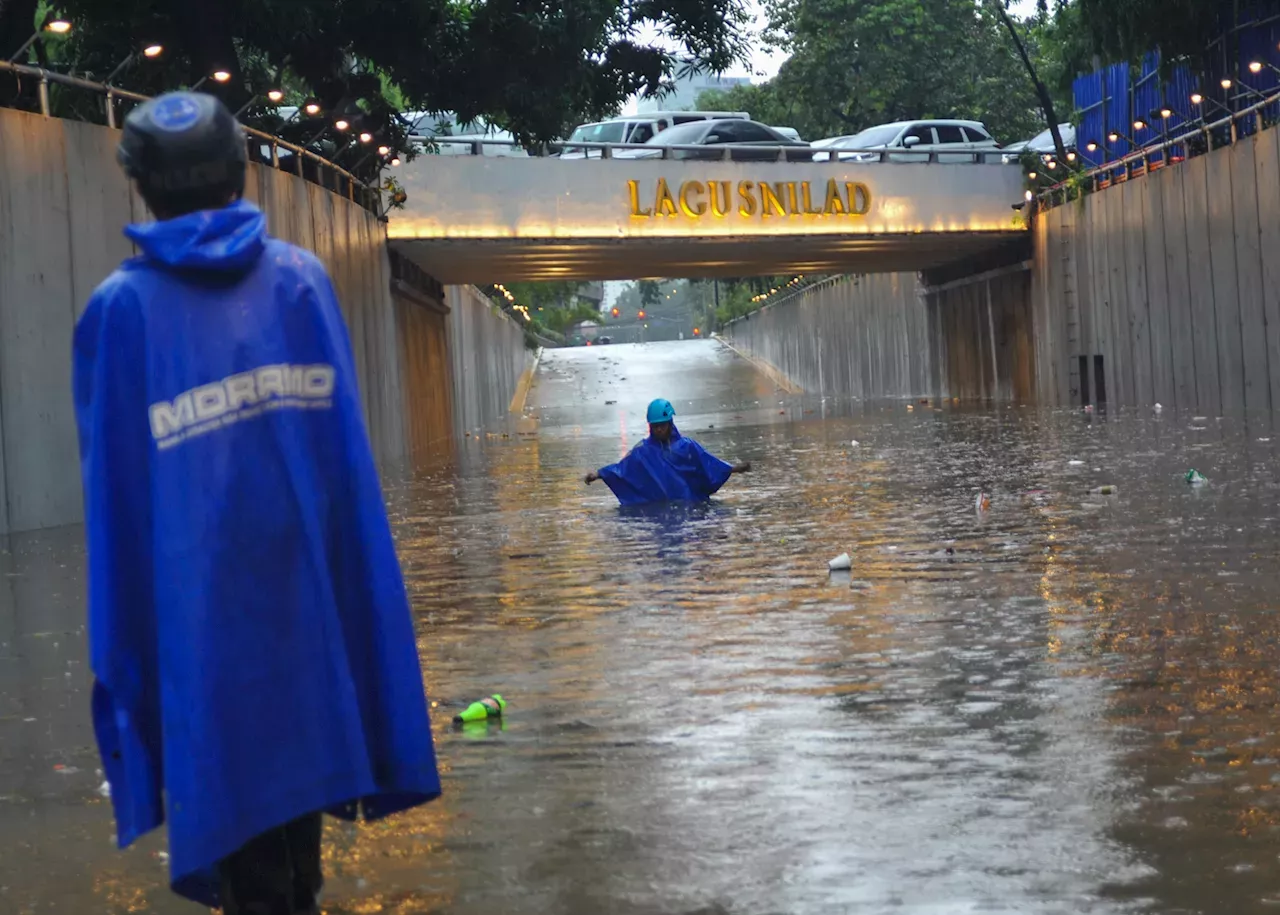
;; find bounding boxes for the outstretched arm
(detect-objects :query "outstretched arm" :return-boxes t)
[584,471,600,485]
[730,461,752,475]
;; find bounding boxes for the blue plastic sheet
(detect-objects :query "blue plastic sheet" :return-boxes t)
[74,201,440,905]
[598,425,734,505]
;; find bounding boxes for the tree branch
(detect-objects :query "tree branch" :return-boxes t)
[991,0,1069,164]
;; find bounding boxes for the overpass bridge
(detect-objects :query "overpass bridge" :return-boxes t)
[387,146,1031,282]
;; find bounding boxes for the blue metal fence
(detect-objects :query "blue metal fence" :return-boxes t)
[1070,5,1280,171]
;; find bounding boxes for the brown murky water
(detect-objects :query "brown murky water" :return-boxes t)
[4,339,1280,914]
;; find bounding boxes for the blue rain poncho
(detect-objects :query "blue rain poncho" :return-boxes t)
[598,425,734,506]
[73,200,440,906]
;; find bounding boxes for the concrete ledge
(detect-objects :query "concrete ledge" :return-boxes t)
[509,346,544,414]
[713,335,804,394]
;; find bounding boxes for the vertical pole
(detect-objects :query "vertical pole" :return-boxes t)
[985,279,999,400]
[37,76,49,116]
[105,91,116,129]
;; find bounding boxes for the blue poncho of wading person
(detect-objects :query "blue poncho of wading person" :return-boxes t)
[73,92,440,914]
[585,399,752,505]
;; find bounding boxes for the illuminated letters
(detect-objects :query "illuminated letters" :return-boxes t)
[680,181,707,217]
[624,177,873,222]
[822,179,847,216]
[847,182,872,215]
[710,181,732,217]
[628,179,652,218]
[655,178,678,218]
[760,183,786,218]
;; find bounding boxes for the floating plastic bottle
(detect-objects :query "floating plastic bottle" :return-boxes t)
[975,492,991,512]
[828,553,852,571]
[453,695,506,724]
[1186,469,1208,486]
[1090,485,1119,495]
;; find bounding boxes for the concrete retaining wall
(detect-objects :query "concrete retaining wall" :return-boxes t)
[446,284,530,436]
[1034,127,1280,413]
[0,107,525,533]
[927,267,1036,403]
[723,273,932,398]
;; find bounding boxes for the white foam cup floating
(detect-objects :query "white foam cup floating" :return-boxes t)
[828,553,853,572]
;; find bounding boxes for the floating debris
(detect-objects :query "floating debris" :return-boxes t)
[828,553,852,572]
[1186,469,1209,486]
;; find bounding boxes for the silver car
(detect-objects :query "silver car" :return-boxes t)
[813,120,1001,163]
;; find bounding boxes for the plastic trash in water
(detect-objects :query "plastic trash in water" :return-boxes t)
[1153,403,1164,413]
[828,553,852,572]
[1068,460,1085,466]
[1084,405,1094,414]
[975,492,991,513]
[453,695,506,724]
[850,440,860,448]
[1090,485,1119,495]
[97,781,111,798]
[1186,469,1208,486]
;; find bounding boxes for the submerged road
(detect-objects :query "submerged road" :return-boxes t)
[5,338,1280,913]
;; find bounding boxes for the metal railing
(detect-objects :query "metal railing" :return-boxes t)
[0,60,377,210]
[413,134,1015,165]
[1038,86,1280,208]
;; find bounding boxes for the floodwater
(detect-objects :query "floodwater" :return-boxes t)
[5,338,1280,914]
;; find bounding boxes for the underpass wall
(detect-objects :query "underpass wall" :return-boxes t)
[445,284,531,437]
[1033,127,1280,413]
[0,107,413,533]
[723,274,932,398]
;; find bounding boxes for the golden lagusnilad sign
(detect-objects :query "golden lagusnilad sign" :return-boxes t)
[628,177,872,221]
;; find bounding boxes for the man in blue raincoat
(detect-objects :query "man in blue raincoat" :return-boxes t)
[73,92,440,914]
[585,398,751,505]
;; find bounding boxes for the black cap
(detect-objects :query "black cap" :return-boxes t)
[118,92,247,207]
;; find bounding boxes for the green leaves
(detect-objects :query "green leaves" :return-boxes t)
[11,0,750,173]
[734,0,1058,144]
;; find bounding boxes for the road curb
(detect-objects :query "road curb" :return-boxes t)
[508,346,543,415]
[712,335,805,395]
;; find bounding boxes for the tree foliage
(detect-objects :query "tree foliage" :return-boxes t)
[1071,0,1225,66]
[0,0,751,178]
[699,0,1065,145]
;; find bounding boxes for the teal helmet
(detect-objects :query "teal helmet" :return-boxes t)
[646,398,676,424]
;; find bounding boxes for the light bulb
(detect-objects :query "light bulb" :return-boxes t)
[143,44,163,58]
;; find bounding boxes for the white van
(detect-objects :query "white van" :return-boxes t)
[560,110,751,157]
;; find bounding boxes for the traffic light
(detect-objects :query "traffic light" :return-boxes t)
[611,307,620,318]
[637,310,646,319]
[693,327,701,336]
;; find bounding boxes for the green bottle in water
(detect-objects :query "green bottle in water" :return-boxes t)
[453,694,506,724]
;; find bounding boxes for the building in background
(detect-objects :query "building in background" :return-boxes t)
[636,70,752,113]
[576,282,605,312]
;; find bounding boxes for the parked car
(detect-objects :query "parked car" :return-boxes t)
[813,120,1000,163]
[619,119,814,162]
[1001,124,1077,164]
[559,111,750,158]
[771,126,803,142]
[597,335,612,345]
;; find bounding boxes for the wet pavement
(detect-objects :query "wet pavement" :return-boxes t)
[6,338,1280,913]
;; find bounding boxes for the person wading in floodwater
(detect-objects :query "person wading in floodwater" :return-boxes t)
[585,398,751,505]
[73,91,440,915]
